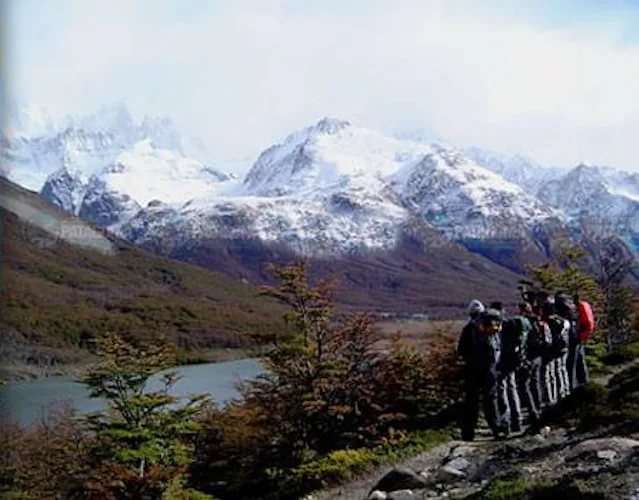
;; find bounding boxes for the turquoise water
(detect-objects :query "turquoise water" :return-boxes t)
[0,358,265,426]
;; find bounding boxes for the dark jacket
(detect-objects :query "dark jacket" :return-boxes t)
[458,320,501,371]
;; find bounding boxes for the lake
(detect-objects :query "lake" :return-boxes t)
[0,358,265,427]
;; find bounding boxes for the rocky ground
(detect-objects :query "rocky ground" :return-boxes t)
[312,427,639,500]
[310,361,639,500]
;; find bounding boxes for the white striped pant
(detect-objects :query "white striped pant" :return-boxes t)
[544,354,570,406]
[499,371,522,430]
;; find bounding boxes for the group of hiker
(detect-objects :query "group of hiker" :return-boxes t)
[457,284,596,441]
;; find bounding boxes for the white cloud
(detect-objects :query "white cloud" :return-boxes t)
[5,0,639,173]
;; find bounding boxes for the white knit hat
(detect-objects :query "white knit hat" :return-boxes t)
[468,299,485,316]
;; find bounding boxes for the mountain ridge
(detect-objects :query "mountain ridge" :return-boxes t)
[3,103,637,270]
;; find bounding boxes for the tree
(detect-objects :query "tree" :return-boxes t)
[79,332,210,499]
[527,246,602,304]
[577,221,637,352]
[589,238,636,352]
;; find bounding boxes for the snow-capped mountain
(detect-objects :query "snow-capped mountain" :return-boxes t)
[464,146,569,192]
[2,102,224,191]
[5,104,635,261]
[3,102,235,231]
[118,118,565,256]
[390,145,562,238]
[537,164,639,248]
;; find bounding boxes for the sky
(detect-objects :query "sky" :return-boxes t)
[3,0,639,174]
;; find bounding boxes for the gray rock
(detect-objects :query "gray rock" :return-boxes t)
[387,490,415,500]
[567,437,639,460]
[419,470,432,481]
[445,457,471,472]
[438,465,467,482]
[532,434,547,445]
[370,467,429,494]
[450,445,476,458]
[368,491,388,500]
[596,450,617,461]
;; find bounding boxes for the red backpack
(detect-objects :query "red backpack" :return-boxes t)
[577,300,595,342]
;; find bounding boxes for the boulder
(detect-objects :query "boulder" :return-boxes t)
[445,457,471,472]
[368,491,388,500]
[566,437,639,460]
[370,467,429,494]
[437,464,467,482]
[387,490,415,500]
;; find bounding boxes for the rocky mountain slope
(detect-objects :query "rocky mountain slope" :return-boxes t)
[464,149,639,253]
[537,164,639,249]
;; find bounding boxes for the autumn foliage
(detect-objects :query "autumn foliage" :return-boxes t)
[190,260,461,498]
[2,260,460,499]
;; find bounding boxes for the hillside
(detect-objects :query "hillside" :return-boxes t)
[0,177,287,379]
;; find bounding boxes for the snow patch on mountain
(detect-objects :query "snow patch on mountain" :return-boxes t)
[244,117,434,197]
[538,164,639,239]
[40,138,235,231]
[119,118,566,256]
[2,101,220,192]
[101,139,231,206]
[10,104,632,258]
[391,146,564,238]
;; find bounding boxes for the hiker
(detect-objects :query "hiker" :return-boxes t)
[520,301,544,428]
[539,298,559,406]
[458,307,506,441]
[545,297,572,401]
[568,293,594,388]
[458,299,485,359]
[497,305,525,434]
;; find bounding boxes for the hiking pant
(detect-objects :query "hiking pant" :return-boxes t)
[499,371,522,431]
[460,364,501,440]
[517,360,541,424]
[543,359,557,406]
[555,353,570,399]
[567,341,589,389]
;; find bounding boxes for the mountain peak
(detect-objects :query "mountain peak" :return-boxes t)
[313,117,351,135]
[75,102,135,135]
[137,114,183,152]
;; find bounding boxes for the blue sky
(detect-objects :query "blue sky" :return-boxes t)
[4,0,639,173]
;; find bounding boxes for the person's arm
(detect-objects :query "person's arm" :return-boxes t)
[458,323,472,359]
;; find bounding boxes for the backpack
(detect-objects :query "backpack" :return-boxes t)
[548,315,570,355]
[526,317,552,360]
[555,293,578,323]
[500,316,532,372]
[555,293,580,343]
[499,318,521,372]
[577,300,596,342]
